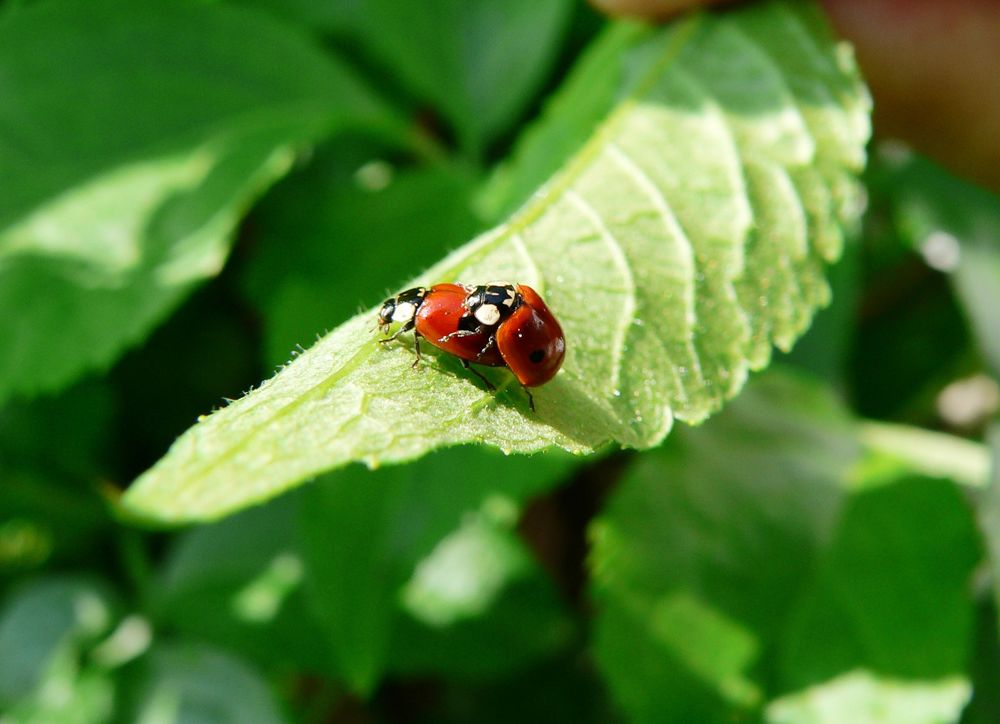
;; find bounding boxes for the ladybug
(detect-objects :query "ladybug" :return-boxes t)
[377,282,566,409]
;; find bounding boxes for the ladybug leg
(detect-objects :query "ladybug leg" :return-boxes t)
[378,319,415,344]
[474,334,496,362]
[438,329,479,343]
[378,321,423,369]
[523,386,535,412]
[411,331,422,369]
[461,359,495,391]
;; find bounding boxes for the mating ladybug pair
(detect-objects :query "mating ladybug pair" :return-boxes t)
[377,282,566,409]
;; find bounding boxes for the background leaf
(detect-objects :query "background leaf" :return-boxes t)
[765,672,971,724]
[123,0,870,524]
[0,381,112,574]
[0,577,118,710]
[590,371,983,723]
[590,371,856,721]
[977,425,1000,682]
[777,476,980,690]
[152,493,331,676]
[0,0,395,404]
[877,153,1000,378]
[298,446,574,693]
[476,21,643,222]
[771,474,979,724]
[124,643,285,724]
[344,0,576,156]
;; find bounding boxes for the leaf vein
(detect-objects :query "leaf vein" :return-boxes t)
[565,189,635,393]
[606,143,706,393]
[511,231,544,291]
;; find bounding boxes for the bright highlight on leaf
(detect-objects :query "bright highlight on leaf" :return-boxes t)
[123,0,871,523]
[0,1,392,403]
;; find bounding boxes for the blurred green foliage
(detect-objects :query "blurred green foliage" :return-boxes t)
[1,1,999,723]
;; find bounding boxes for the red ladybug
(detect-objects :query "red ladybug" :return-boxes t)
[377,282,565,409]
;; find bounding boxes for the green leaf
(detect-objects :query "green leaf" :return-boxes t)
[124,0,870,523]
[126,643,285,724]
[476,22,640,223]
[778,475,980,692]
[0,381,112,572]
[388,570,572,681]
[589,371,858,721]
[954,241,1000,378]
[768,470,979,723]
[0,577,117,708]
[231,0,360,34]
[387,504,572,681]
[0,0,394,403]
[399,503,534,628]
[877,153,1000,378]
[766,672,970,724]
[298,446,573,693]
[153,494,331,675]
[3,665,114,724]
[979,424,1000,629]
[348,0,576,155]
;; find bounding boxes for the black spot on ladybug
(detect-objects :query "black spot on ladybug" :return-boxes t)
[529,349,545,364]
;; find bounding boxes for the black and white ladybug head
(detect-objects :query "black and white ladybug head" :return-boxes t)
[378,287,428,330]
[377,298,396,329]
[464,282,521,327]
